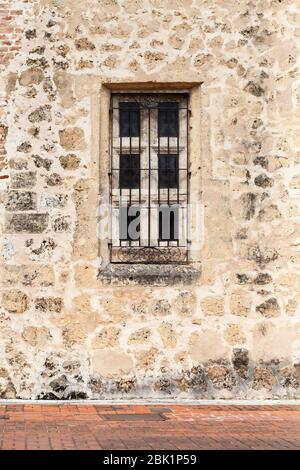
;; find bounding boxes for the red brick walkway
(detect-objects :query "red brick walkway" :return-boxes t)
[0,404,299,450]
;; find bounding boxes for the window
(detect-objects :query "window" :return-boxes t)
[158,154,178,189]
[158,102,179,137]
[119,154,140,189]
[109,92,190,264]
[119,102,140,137]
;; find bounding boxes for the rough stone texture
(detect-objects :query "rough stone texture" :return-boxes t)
[92,327,121,348]
[224,324,246,345]
[92,350,134,378]
[207,365,236,390]
[35,297,63,313]
[189,330,230,363]
[232,348,249,379]
[22,326,52,347]
[5,213,49,233]
[252,368,276,391]
[201,296,224,316]
[128,328,151,345]
[256,298,280,318]
[158,323,177,349]
[19,67,44,86]
[5,191,36,211]
[230,290,251,317]
[2,290,29,313]
[59,128,86,151]
[11,172,36,189]
[28,105,51,123]
[59,154,80,170]
[0,0,299,400]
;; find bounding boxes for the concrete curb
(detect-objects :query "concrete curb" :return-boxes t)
[1,399,300,405]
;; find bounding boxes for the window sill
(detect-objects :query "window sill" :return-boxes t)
[110,246,188,264]
[97,263,201,286]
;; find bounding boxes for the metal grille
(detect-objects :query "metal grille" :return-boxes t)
[109,92,190,264]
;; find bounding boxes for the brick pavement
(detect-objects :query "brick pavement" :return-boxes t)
[0,403,299,450]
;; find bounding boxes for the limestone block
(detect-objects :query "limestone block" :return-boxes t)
[92,349,134,378]
[22,326,52,347]
[252,322,300,362]
[256,298,280,317]
[2,290,29,313]
[92,327,121,348]
[59,127,86,151]
[59,154,80,170]
[11,171,36,189]
[224,324,246,345]
[252,368,276,391]
[207,365,236,390]
[158,322,177,348]
[5,191,36,211]
[201,296,224,316]
[230,290,251,316]
[28,105,51,123]
[128,328,151,344]
[0,265,55,287]
[5,213,49,233]
[35,297,63,313]
[189,330,229,363]
[74,264,98,289]
[19,67,44,86]
[135,348,158,370]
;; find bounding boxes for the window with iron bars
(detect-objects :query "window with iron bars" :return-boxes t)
[109,92,190,264]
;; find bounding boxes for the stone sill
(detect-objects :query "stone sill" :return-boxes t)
[97,263,201,286]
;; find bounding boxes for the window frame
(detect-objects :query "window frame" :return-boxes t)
[97,82,202,272]
[109,91,189,264]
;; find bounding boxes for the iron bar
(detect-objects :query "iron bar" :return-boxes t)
[109,93,189,264]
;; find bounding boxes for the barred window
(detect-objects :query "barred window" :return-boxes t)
[109,92,190,264]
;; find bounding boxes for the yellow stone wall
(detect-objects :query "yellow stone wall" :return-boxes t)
[0,0,300,399]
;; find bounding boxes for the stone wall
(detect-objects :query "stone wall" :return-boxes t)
[0,0,300,400]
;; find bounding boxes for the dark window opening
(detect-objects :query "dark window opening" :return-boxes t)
[119,154,140,189]
[119,206,140,241]
[119,102,140,137]
[159,205,179,241]
[158,102,179,137]
[158,154,179,189]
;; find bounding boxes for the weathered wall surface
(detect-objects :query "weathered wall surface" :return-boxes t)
[0,0,300,399]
